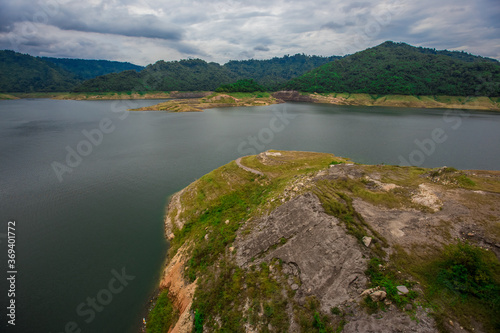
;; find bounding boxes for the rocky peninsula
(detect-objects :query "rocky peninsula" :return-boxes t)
[147,151,500,333]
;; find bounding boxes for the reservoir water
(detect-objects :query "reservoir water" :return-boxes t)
[0,99,499,332]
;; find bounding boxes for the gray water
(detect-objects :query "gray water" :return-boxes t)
[0,99,499,332]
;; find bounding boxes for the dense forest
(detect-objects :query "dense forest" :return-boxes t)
[72,54,340,92]
[216,79,266,93]
[74,59,238,92]
[2,43,499,95]
[0,50,80,92]
[41,57,143,80]
[224,54,341,89]
[0,50,143,92]
[284,41,500,96]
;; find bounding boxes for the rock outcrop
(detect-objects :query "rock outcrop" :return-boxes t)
[236,193,368,313]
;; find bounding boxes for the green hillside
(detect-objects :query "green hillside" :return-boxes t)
[0,50,144,92]
[0,50,79,92]
[41,57,143,80]
[225,54,341,89]
[284,41,500,96]
[73,59,238,92]
[73,55,340,92]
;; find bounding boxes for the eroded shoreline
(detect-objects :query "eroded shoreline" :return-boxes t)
[3,91,498,112]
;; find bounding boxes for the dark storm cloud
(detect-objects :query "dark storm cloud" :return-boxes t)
[254,45,270,52]
[342,2,372,13]
[321,21,356,31]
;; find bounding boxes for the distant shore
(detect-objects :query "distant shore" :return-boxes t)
[132,91,500,112]
[1,91,499,112]
[0,91,175,100]
[273,91,500,112]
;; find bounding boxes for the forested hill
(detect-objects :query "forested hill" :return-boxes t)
[74,59,238,92]
[0,50,79,92]
[225,54,340,88]
[0,50,143,92]
[284,41,500,96]
[41,57,143,80]
[73,54,340,92]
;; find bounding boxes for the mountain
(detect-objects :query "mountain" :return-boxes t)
[72,54,340,92]
[225,54,341,89]
[41,57,143,80]
[0,50,79,92]
[74,58,238,92]
[0,50,143,92]
[284,41,500,96]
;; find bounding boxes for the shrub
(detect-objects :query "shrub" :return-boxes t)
[146,290,178,333]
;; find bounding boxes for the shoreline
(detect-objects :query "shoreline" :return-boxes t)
[131,91,500,112]
[0,91,208,101]
[2,91,499,112]
[273,91,500,112]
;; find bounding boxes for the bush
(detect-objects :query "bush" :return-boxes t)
[146,290,178,333]
[437,242,499,300]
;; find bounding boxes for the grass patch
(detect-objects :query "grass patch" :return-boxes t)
[193,259,290,331]
[294,296,345,333]
[169,164,271,281]
[0,93,19,100]
[146,290,179,333]
[227,91,271,98]
[313,179,388,257]
[423,242,500,332]
[456,174,476,187]
[241,151,343,178]
[365,257,418,309]
[393,242,500,332]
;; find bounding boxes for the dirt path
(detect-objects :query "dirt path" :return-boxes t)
[235,157,264,176]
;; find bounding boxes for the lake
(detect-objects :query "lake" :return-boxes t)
[0,99,499,332]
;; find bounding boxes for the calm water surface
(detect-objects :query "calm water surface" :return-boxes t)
[0,99,499,332]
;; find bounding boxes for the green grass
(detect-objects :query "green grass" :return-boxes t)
[365,258,418,308]
[294,296,345,333]
[392,242,500,332]
[456,174,476,187]
[169,164,270,281]
[192,259,290,331]
[146,290,179,333]
[314,178,399,256]
[425,242,500,332]
[0,93,18,100]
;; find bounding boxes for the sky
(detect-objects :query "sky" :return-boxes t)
[0,0,499,66]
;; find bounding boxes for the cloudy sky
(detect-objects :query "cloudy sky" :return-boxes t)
[0,0,499,65]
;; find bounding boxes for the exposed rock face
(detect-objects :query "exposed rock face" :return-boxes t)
[411,183,443,212]
[235,193,369,313]
[159,243,196,333]
[342,306,437,333]
[160,188,196,333]
[164,187,188,240]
